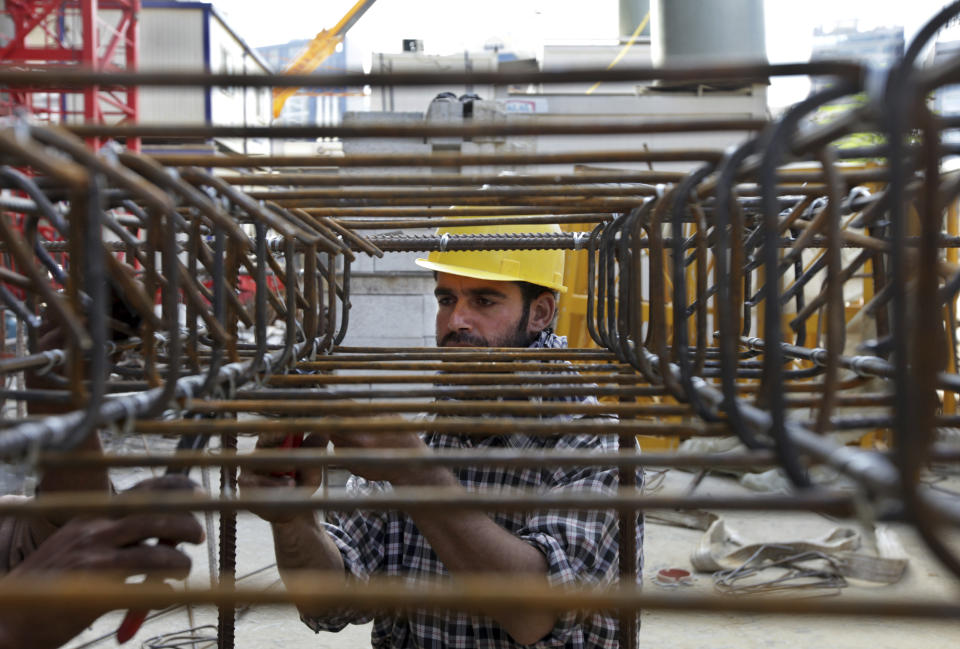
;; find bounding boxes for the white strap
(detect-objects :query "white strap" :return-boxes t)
[690,518,908,584]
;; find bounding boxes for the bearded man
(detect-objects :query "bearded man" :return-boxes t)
[243,223,643,649]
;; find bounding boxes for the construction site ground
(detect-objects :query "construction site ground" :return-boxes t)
[63,435,960,649]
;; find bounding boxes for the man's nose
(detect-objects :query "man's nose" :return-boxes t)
[448,301,472,330]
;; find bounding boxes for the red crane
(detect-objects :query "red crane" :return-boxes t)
[0,0,140,151]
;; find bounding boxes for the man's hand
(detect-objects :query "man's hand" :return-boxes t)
[328,431,450,486]
[0,475,204,649]
[238,433,327,524]
[238,433,346,601]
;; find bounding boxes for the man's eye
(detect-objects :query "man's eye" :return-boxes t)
[475,297,494,307]
[437,297,454,306]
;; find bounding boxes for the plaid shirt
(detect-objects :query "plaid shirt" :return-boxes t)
[310,332,644,648]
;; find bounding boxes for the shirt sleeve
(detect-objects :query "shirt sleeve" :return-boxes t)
[301,476,391,632]
[515,435,644,648]
[0,496,59,576]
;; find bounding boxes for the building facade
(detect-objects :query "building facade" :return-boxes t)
[139,1,272,155]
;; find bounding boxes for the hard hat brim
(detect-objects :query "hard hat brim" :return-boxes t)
[415,258,568,293]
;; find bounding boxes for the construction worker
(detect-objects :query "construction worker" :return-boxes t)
[243,222,643,648]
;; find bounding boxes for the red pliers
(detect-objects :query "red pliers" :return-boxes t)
[270,433,305,478]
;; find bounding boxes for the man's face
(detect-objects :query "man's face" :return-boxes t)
[434,272,534,347]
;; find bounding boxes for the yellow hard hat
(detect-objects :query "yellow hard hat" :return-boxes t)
[415,221,567,293]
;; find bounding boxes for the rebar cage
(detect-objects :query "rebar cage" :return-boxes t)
[2,4,960,649]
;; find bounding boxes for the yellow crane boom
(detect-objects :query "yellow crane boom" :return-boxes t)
[272,0,378,119]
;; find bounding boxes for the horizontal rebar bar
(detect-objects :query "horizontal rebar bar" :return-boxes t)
[131,417,724,438]
[0,487,858,517]
[148,149,724,169]
[0,61,863,90]
[38,448,772,472]
[1,574,956,620]
[65,118,768,140]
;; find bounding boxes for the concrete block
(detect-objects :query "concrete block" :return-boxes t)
[349,274,435,296]
[348,252,376,274]
[423,295,438,334]
[342,111,428,155]
[336,335,430,349]
[341,293,427,339]
[373,250,430,274]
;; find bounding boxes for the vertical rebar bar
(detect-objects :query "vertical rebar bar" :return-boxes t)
[218,431,238,649]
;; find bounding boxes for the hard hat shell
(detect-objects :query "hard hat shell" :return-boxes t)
[415,221,567,293]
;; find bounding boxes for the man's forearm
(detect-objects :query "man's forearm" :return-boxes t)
[271,513,345,619]
[272,513,344,573]
[402,468,557,645]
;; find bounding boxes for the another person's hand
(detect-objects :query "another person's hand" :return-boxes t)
[0,475,204,649]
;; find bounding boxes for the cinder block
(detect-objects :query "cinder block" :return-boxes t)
[342,294,426,339]
[373,250,431,274]
[336,335,430,349]
[349,275,435,296]
[423,295,438,334]
[348,253,376,274]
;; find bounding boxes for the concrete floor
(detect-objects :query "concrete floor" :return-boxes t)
[62,437,960,649]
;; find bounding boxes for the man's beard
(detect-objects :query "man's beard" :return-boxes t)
[438,308,537,348]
